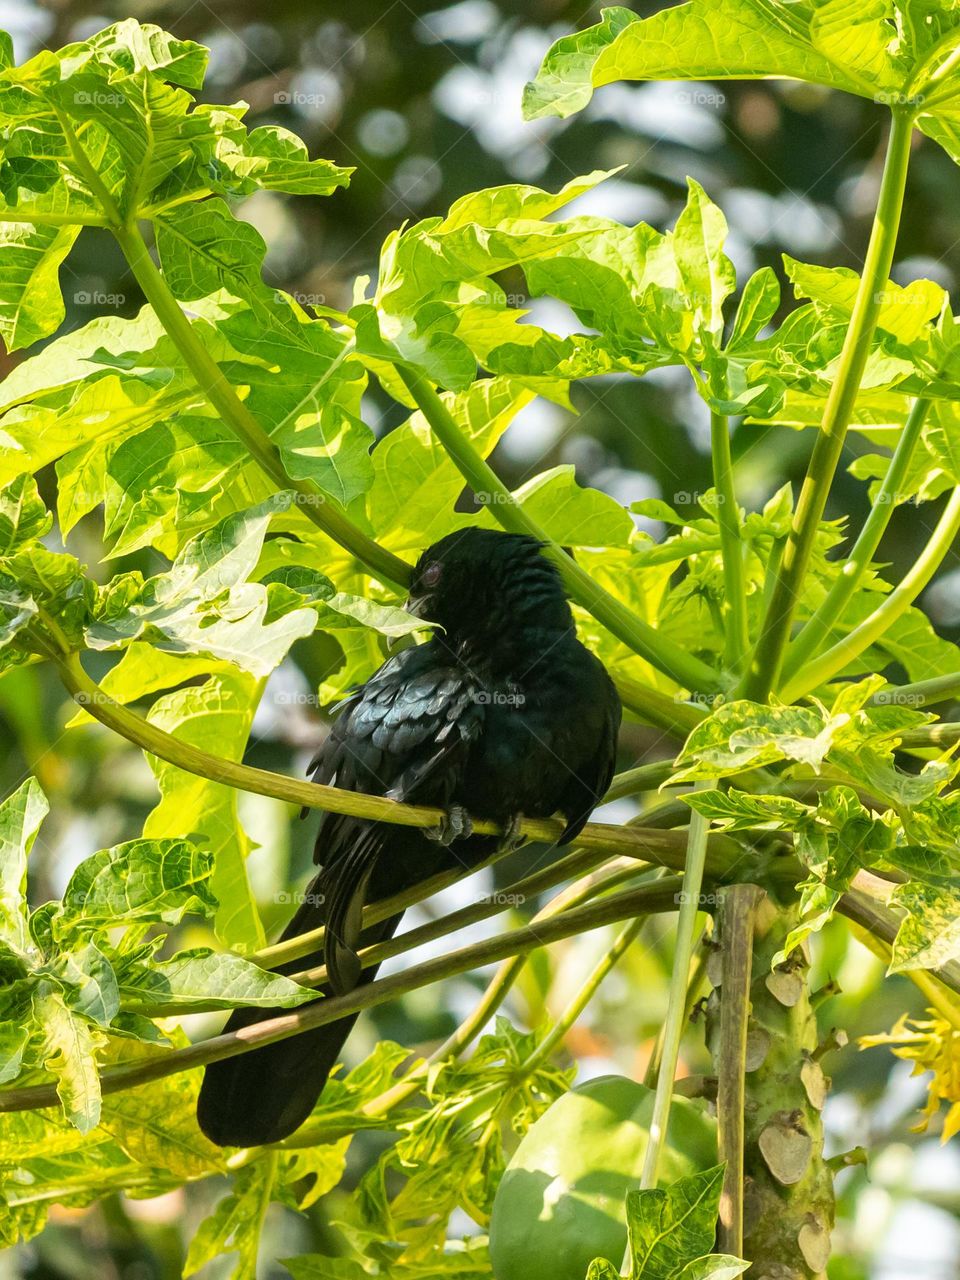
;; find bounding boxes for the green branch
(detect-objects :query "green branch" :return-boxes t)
[639,779,714,1191]
[395,364,724,696]
[55,652,734,872]
[63,101,408,587]
[0,881,683,1116]
[868,671,960,710]
[612,674,706,735]
[898,720,960,749]
[254,843,637,974]
[643,925,708,1088]
[356,859,643,1125]
[782,395,931,681]
[741,108,915,701]
[111,220,410,589]
[710,410,749,672]
[783,485,960,700]
[0,209,107,227]
[517,912,644,1074]
[603,759,680,802]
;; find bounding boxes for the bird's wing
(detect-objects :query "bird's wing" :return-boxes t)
[558,664,622,844]
[306,643,485,992]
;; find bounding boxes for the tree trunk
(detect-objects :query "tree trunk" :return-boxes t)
[709,894,835,1278]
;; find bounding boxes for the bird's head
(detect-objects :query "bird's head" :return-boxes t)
[405,528,573,647]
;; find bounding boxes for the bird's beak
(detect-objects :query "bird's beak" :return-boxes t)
[387,594,426,650]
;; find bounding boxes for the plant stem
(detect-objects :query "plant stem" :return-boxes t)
[782,395,931,681]
[0,209,107,227]
[868,671,960,709]
[741,108,915,701]
[254,845,623,971]
[54,110,124,226]
[613,674,706,734]
[638,780,713,1191]
[54,109,405,587]
[839,889,960,1002]
[522,915,645,1074]
[110,219,410,589]
[631,536,723,567]
[361,861,639,1122]
[0,881,682,1115]
[286,860,646,995]
[56,649,719,867]
[603,760,678,801]
[643,926,708,1088]
[898,720,960,748]
[396,364,723,695]
[783,485,960,700]
[710,411,749,672]
[710,884,762,1256]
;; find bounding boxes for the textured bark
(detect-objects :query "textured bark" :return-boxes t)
[708,895,835,1278]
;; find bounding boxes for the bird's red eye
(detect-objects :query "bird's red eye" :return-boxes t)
[422,561,442,588]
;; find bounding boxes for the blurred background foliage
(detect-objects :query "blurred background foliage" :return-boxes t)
[1,2,959,1278]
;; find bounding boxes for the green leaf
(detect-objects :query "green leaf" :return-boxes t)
[0,223,80,352]
[673,179,736,337]
[586,1261,621,1280]
[0,1022,29,1084]
[142,668,264,950]
[35,987,105,1133]
[59,837,215,929]
[86,495,317,677]
[522,2,868,122]
[727,266,780,349]
[279,1139,351,1211]
[154,197,273,305]
[784,257,946,347]
[206,122,351,198]
[184,1154,277,1280]
[0,474,51,552]
[683,787,811,831]
[94,416,260,558]
[621,1164,728,1279]
[889,881,960,972]
[777,786,896,962]
[50,939,120,1025]
[368,377,536,553]
[58,19,209,87]
[118,947,315,1011]
[511,466,634,548]
[675,699,842,780]
[676,1257,751,1280]
[809,0,902,94]
[367,171,613,389]
[99,1044,225,1179]
[0,777,48,950]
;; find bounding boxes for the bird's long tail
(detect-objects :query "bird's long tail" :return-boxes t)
[196,891,400,1148]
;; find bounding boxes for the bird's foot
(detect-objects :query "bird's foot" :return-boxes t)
[499,812,526,852]
[426,804,474,846]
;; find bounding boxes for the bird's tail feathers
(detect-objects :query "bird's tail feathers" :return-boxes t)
[196,878,399,1148]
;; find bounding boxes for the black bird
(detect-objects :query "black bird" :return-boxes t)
[197,529,621,1147]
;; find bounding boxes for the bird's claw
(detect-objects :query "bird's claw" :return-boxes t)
[499,812,526,852]
[426,804,474,846]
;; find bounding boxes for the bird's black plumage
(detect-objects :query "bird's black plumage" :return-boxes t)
[196,529,621,1147]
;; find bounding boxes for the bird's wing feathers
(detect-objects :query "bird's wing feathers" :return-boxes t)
[308,644,484,993]
[558,666,622,844]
